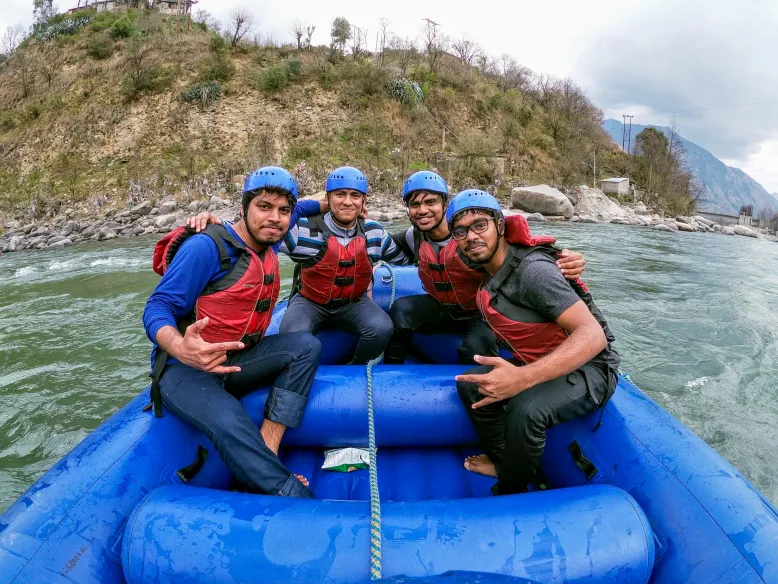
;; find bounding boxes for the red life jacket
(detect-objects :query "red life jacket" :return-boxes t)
[412,214,557,312]
[153,224,280,347]
[296,215,373,306]
[477,244,611,364]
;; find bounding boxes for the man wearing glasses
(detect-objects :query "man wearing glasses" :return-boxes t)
[384,171,586,365]
[448,190,620,494]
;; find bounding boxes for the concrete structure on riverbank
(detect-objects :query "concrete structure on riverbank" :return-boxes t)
[600,178,630,196]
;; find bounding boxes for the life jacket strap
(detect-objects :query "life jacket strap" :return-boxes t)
[255,298,272,312]
[433,281,454,291]
[146,347,168,418]
[335,276,355,287]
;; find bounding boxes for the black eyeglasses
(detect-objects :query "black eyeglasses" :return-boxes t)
[451,218,493,240]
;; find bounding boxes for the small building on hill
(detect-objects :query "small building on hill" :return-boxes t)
[600,177,630,196]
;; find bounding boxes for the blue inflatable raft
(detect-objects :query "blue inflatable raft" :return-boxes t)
[1,266,777,583]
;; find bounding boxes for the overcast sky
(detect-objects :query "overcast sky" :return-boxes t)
[2,0,777,192]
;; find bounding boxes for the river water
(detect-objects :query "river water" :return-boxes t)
[1,223,777,512]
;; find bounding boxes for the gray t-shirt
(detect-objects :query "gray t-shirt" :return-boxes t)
[494,248,620,374]
[403,226,454,259]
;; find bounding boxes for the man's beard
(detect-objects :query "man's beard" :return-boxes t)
[465,239,499,264]
[246,220,283,246]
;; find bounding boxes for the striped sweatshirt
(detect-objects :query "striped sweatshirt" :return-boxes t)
[279,213,412,265]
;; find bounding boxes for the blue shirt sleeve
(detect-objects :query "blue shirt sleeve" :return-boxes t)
[272,199,319,253]
[294,198,322,220]
[142,234,223,345]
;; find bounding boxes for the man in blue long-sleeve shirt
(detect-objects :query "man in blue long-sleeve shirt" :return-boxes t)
[143,167,324,498]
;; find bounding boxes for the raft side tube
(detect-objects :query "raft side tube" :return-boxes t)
[122,483,655,584]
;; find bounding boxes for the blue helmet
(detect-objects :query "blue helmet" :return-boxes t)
[243,166,298,200]
[446,189,503,225]
[402,171,448,202]
[325,166,368,195]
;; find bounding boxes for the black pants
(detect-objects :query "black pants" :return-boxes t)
[384,294,498,365]
[457,362,614,494]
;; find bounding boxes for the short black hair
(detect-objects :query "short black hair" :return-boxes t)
[242,187,296,215]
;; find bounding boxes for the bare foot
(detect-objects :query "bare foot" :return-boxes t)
[464,454,498,478]
[294,474,310,487]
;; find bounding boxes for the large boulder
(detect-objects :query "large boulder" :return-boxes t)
[653,224,675,233]
[210,195,226,208]
[511,185,574,219]
[525,213,545,222]
[154,214,177,228]
[158,200,178,215]
[676,222,694,232]
[722,226,736,236]
[48,238,72,249]
[571,186,627,222]
[47,235,68,245]
[733,225,758,238]
[694,216,715,227]
[8,235,26,251]
[131,201,152,216]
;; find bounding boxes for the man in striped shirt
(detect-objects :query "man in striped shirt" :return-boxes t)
[278,166,410,364]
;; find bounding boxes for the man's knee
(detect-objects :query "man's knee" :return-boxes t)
[456,365,491,405]
[388,296,414,330]
[364,307,394,342]
[285,331,322,360]
[505,392,546,432]
[279,298,316,334]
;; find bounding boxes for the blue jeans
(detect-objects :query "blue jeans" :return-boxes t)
[159,331,321,498]
[279,294,393,364]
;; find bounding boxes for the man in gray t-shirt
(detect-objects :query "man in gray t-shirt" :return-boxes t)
[447,190,619,495]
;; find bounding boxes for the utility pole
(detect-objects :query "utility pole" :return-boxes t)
[621,114,635,153]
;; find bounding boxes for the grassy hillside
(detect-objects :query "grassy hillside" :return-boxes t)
[0,8,623,222]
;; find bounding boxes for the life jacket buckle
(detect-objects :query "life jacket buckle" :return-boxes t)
[255,298,272,312]
[334,276,355,287]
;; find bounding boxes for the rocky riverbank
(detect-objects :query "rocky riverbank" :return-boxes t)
[511,184,771,240]
[0,193,408,254]
[0,184,772,254]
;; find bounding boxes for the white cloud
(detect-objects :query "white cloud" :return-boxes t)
[723,139,778,196]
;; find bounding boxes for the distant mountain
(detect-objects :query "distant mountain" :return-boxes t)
[603,119,778,215]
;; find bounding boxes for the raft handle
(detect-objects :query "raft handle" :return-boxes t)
[176,444,209,483]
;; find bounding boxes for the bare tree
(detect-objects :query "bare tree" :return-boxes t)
[304,24,315,49]
[497,54,531,92]
[1,24,26,58]
[16,49,35,98]
[192,9,220,32]
[288,19,305,50]
[37,54,56,88]
[389,35,417,76]
[451,36,478,66]
[226,8,255,47]
[376,17,390,64]
[350,23,367,60]
[421,19,446,73]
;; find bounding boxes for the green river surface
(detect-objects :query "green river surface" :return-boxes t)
[1,222,777,512]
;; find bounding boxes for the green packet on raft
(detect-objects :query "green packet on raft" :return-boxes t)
[321,448,370,472]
